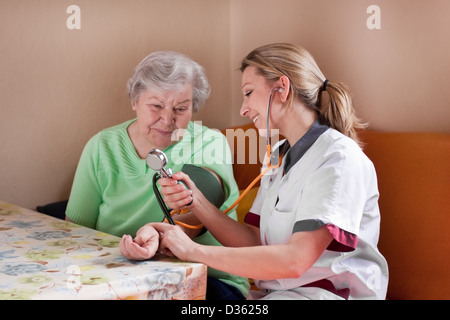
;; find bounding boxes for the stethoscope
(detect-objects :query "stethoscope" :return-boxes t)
[146,149,191,226]
[146,87,284,229]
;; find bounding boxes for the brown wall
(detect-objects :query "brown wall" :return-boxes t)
[1,0,449,209]
[230,0,450,131]
[0,0,232,209]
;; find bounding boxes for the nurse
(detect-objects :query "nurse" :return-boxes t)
[120,43,389,300]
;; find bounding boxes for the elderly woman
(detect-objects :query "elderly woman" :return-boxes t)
[65,51,249,300]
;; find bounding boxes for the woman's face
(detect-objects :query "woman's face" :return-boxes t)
[132,85,193,151]
[240,66,274,131]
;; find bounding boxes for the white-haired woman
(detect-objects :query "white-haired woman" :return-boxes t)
[66,51,249,300]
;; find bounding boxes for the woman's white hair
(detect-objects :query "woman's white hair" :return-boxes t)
[127,51,210,113]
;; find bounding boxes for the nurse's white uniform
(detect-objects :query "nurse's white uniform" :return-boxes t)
[245,122,388,300]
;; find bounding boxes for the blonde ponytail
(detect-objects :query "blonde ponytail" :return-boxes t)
[241,43,367,147]
[319,80,367,147]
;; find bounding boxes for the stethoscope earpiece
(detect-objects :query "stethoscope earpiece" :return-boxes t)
[266,87,284,161]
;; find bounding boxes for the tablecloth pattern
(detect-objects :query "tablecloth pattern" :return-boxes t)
[0,201,206,300]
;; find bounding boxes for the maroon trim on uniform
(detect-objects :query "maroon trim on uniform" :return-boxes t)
[293,219,358,252]
[243,212,260,228]
[325,223,358,252]
[302,279,350,299]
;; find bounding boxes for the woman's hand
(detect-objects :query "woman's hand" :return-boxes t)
[119,224,160,260]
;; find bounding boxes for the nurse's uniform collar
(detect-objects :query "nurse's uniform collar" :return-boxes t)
[281,120,329,174]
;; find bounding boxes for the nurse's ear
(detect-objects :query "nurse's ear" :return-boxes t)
[278,75,290,103]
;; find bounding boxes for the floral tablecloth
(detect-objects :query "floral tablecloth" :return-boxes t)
[0,201,206,300]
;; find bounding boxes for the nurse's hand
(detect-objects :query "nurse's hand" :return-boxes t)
[158,171,195,210]
[150,222,199,262]
[119,224,160,260]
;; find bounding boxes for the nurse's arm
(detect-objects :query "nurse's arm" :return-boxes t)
[159,170,261,247]
[179,225,333,280]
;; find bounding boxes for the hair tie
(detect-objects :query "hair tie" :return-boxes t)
[322,79,329,92]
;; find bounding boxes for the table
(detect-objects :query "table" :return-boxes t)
[0,201,207,300]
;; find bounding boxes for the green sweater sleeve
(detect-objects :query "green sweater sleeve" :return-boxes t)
[65,134,102,228]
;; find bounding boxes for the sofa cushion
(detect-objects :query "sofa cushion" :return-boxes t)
[236,187,259,224]
[359,130,450,300]
[222,123,271,190]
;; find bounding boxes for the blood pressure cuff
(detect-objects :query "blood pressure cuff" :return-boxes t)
[181,164,225,209]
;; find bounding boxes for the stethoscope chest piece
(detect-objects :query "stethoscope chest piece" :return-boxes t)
[146,149,173,177]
